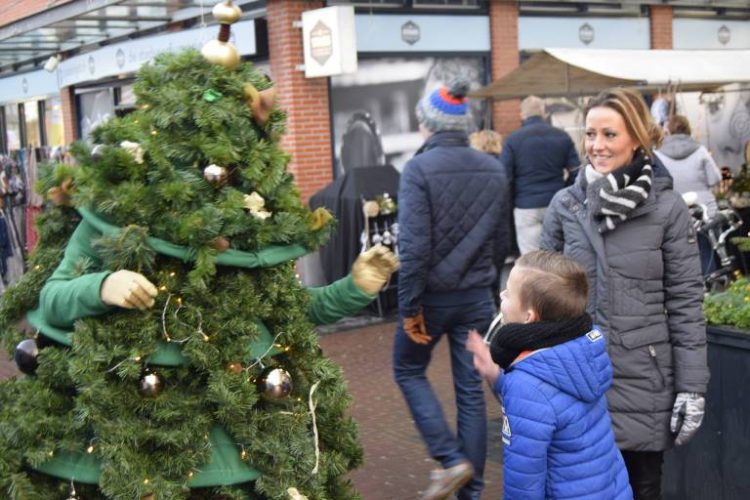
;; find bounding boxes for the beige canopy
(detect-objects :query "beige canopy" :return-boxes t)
[472,48,750,101]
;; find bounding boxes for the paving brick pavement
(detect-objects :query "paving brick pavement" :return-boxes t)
[0,320,504,499]
[319,321,504,500]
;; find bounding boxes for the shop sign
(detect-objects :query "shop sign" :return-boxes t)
[354,14,489,53]
[0,69,59,104]
[718,25,731,45]
[519,17,649,50]
[310,21,333,65]
[302,6,357,78]
[58,20,257,88]
[579,23,594,45]
[401,21,420,45]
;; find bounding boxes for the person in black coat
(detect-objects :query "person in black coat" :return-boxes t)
[393,78,510,500]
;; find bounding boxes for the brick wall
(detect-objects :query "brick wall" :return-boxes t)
[649,5,673,49]
[489,0,521,137]
[0,0,75,26]
[267,0,332,205]
[59,86,77,144]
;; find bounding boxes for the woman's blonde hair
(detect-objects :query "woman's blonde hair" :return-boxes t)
[469,130,503,155]
[584,88,663,152]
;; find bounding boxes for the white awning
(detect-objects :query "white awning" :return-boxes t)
[472,48,750,101]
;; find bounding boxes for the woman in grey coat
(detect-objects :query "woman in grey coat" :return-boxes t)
[541,88,709,500]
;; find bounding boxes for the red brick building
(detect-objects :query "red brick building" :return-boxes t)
[0,0,748,201]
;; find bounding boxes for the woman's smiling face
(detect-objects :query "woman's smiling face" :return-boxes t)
[585,106,639,174]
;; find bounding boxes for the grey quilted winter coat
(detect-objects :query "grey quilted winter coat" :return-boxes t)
[540,163,709,451]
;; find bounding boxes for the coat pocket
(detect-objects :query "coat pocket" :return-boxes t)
[619,324,673,394]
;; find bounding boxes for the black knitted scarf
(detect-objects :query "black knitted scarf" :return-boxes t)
[584,148,653,233]
[490,313,593,372]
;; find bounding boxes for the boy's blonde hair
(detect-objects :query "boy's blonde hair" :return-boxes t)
[514,250,588,321]
[469,130,503,155]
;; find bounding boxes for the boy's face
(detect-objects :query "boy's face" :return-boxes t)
[500,266,536,324]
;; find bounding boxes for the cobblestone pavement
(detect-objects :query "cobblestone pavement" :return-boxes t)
[320,321,504,500]
[0,320,503,499]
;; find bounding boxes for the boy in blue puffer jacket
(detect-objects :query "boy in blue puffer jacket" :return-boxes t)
[467,250,632,500]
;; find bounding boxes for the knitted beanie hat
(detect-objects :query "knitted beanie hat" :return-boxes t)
[415,77,470,133]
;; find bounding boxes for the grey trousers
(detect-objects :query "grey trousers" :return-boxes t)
[513,207,547,255]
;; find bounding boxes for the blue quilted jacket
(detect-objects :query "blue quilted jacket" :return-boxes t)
[495,330,633,500]
[397,131,510,316]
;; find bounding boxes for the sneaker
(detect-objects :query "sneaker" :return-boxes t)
[420,460,474,500]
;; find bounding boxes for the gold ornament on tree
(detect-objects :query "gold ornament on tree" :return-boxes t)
[201,1,242,70]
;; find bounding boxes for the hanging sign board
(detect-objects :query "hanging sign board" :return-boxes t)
[302,6,357,78]
[58,20,257,88]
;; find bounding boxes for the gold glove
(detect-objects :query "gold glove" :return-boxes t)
[100,270,158,310]
[403,312,430,345]
[351,244,400,295]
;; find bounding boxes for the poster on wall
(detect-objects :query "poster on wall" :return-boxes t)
[330,56,488,175]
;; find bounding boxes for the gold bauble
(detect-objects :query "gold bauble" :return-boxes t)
[213,0,242,24]
[201,39,240,70]
[227,362,243,373]
[258,367,293,401]
[139,369,164,397]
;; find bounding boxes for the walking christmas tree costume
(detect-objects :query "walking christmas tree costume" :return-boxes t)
[0,3,398,498]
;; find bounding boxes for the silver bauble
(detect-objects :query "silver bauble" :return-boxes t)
[139,369,164,397]
[203,164,229,184]
[13,338,39,375]
[258,367,293,401]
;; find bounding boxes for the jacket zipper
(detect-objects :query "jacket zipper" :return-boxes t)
[648,345,666,390]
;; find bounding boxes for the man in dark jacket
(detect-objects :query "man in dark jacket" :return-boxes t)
[393,78,510,500]
[500,95,579,254]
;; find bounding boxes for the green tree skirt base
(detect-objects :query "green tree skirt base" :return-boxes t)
[33,425,260,487]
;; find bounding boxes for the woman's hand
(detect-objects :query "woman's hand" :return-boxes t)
[467,329,499,385]
[670,392,705,445]
[100,270,158,310]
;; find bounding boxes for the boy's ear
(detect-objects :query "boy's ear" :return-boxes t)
[525,308,540,324]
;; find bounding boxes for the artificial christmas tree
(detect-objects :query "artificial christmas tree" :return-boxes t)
[0,4,397,498]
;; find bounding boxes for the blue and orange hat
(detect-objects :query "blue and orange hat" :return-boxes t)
[415,77,470,133]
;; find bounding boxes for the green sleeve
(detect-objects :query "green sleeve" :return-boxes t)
[307,275,377,326]
[38,220,113,328]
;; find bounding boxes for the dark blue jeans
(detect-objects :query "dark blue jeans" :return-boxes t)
[393,294,495,500]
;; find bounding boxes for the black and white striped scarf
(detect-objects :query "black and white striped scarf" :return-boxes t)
[584,149,653,233]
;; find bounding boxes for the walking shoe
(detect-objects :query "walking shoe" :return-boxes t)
[420,460,474,500]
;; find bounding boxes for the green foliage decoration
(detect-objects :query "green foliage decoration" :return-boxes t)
[703,273,750,329]
[0,49,359,500]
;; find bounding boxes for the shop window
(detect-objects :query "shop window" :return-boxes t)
[4,104,21,151]
[78,88,115,140]
[44,97,66,147]
[330,56,487,175]
[24,101,41,148]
